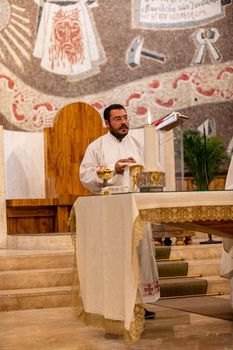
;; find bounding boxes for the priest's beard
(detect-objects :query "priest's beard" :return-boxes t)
[109,124,129,141]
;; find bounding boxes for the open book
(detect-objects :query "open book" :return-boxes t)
[154,111,189,131]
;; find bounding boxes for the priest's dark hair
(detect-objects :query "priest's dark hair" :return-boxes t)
[103,104,126,123]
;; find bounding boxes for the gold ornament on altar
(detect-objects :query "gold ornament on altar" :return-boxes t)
[129,164,144,192]
[136,170,165,192]
[96,166,114,192]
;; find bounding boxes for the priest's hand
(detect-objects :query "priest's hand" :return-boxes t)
[115,157,136,174]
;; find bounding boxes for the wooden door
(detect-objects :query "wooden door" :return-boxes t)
[44,102,107,197]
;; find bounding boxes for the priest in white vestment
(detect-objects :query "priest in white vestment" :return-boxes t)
[220,155,233,308]
[80,104,160,319]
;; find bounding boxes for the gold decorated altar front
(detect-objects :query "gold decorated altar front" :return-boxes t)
[135,190,233,239]
[71,190,233,343]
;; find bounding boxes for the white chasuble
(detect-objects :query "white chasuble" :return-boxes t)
[80,132,144,193]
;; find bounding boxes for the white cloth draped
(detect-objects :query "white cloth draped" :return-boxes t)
[75,194,140,330]
[220,155,233,308]
[138,222,160,303]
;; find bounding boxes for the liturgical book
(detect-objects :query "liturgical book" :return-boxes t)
[154,111,189,131]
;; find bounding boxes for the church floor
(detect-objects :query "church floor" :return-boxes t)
[0,304,232,350]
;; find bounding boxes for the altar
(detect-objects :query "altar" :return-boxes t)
[72,189,233,342]
[133,190,233,239]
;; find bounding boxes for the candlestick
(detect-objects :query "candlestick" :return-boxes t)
[144,124,160,171]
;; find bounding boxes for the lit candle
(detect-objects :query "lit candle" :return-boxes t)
[144,109,159,171]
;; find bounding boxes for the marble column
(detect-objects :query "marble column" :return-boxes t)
[0,126,7,248]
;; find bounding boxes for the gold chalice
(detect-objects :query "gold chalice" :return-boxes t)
[96,166,114,188]
[129,164,144,192]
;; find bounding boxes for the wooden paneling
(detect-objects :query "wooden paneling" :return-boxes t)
[7,103,107,234]
[44,102,107,197]
[184,175,226,191]
[6,196,77,234]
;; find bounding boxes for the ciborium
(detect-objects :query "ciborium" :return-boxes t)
[96,166,114,193]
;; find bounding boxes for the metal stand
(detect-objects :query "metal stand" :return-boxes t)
[200,234,222,244]
[180,123,184,191]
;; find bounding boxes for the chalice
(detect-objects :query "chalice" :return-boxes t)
[96,166,114,188]
[129,164,144,192]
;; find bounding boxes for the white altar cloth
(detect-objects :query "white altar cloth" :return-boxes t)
[74,190,233,331]
[75,194,140,330]
[134,190,233,210]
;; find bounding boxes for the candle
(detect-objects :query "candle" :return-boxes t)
[144,110,160,171]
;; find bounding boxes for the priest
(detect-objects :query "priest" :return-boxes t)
[80,104,143,192]
[80,103,160,320]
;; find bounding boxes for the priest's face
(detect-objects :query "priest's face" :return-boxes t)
[106,108,129,140]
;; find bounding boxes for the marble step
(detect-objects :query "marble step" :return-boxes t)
[206,275,230,295]
[0,267,73,290]
[1,264,223,293]
[0,286,72,311]
[0,244,227,311]
[169,243,223,260]
[187,258,221,276]
[0,275,229,311]
[7,234,223,259]
[2,243,222,269]
[157,260,188,277]
[157,258,222,278]
[7,233,74,250]
[159,275,230,298]
[0,249,75,271]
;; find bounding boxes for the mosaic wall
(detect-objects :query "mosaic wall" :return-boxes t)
[0,0,232,147]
